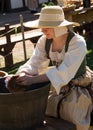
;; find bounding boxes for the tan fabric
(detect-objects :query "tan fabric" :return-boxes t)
[46,84,71,117]
[46,92,63,117]
[59,87,92,130]
[46,87,93,130]
[72,66,92,87]
[46,67,93,130]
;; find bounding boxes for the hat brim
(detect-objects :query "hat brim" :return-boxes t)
[24,19,80,28]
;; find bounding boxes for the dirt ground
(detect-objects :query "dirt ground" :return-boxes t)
[0,40,34,68]
[0,10,39,69]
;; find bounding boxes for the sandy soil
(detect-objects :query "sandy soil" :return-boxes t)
[0,40,34,68]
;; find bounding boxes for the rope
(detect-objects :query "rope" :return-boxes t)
[0,26,19,38]
[0,51,13,67]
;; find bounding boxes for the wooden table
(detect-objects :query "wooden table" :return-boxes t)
[64,6,93,24]
[35,5,93,24]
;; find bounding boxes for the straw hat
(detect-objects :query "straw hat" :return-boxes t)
[24,6,79,28]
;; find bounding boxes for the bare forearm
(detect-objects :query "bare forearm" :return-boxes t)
[13,73,50,86]
[31,74,49,84]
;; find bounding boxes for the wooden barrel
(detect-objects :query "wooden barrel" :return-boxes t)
[0,70,8,77]
[0,82,50,130]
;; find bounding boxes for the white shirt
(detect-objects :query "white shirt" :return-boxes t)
[17,33,87,94]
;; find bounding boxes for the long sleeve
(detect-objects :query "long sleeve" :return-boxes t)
[45,34,87,94]
[17,35,50,75]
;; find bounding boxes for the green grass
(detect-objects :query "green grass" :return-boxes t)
[1,60,26,74]
[86,38,93,70]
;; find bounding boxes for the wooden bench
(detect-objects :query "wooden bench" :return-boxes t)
[0,24,43,68]
[32,116,93,130]
[33,116,76,130]
[44,116,76,130]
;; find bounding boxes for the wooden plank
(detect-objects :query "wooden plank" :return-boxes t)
[45,116,76,130]
[0,29,42,45]
[64,5,93,24]
[35,125,57,130]
[34,116,76,130]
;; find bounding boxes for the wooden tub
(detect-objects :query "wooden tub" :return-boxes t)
[0,82,50,130]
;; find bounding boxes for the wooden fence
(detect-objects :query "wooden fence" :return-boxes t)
[0,20,93,68]
[0,23,42,68]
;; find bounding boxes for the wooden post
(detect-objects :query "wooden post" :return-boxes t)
[0,0,5,12]
[20,14,27,61]
[22,0,26,8]
[4,24,13,68]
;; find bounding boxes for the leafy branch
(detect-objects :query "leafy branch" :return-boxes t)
[42,2,54,7]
